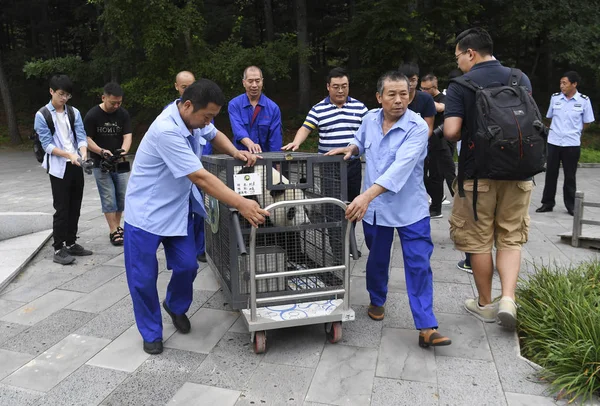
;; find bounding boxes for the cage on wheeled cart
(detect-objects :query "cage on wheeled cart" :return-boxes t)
[201,152,358,353]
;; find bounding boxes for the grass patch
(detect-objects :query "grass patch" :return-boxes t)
[580,148,600,164]
[517,260,600,403]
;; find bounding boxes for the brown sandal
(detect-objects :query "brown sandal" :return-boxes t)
[419,329,452,348]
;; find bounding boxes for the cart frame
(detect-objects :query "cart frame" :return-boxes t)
[241,197,356,351]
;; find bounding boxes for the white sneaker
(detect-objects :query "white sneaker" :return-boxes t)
[442,195,451,205]
[497,297,517,330]
[464,297,499,323]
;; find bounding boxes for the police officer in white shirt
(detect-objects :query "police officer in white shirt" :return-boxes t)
[537,71,595,215]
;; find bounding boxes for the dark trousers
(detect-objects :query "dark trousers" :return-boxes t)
[49,163,84,250]
[541,144,581,211]
[194,214,205,256]
[347,158,362,201]
[425,145,456,212]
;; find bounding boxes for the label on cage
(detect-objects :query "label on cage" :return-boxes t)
[234,173,262,196]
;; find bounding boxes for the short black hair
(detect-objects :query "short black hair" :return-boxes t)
[327,67,349,84]
[421,73,437,82]
[377,71,410,94]
[562,71,581,85]
[455,27,493,56]
[103,82,124,97]
[181,79,226,112]
[49,74,73,94]
[397,63,419,79]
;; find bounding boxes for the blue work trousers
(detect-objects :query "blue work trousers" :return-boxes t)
[363,215,438,330]
[124,218,198,342]
[194,214,205,257]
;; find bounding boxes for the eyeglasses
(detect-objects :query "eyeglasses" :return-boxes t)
[54,91,72,100]
[420,86,436,91]
[455,50,468,61]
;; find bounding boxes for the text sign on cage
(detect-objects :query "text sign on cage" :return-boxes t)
[234,173,263,196]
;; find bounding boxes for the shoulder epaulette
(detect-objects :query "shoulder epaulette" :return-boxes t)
[552,92,560,96]
[581,94,589,100]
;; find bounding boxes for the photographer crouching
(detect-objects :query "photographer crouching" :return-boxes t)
[84,82,132,246]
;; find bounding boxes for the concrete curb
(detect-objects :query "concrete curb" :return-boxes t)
[0,212,53,241]
[0,229,53,292]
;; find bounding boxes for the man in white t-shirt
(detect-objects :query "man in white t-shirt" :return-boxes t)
[35,74,93,265]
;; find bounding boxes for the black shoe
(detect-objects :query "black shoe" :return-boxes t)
[162,301,191,334]
[65,243,93,256]
[197,253,207,263]
[53,247,75,265]
[350,250,362,259]
[143,340,163,355]
[567,209,574,216]
[535,205,553,213]
[430,210,443,219]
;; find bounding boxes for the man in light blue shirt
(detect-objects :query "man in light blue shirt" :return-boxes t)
[228,66,283,153]
[326,71,451,348]
[537,71,595,215]
[35,74,93,265]
[124,79,269,355]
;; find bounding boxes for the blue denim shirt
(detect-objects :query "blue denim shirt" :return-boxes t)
[228,93,282,152]
[125,101,210,236]
[34,101,87,179]
[350,108,430,227]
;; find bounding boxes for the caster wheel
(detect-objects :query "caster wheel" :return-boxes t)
[325,321,342,343]
[253,331,267,354]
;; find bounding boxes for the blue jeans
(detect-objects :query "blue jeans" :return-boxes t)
[363,215,438,330]
[93,168,128,213]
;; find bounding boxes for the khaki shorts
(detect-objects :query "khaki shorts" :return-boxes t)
[449,179,533,253]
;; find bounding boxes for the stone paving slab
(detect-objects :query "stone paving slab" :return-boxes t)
[33,365,129,406]
[0,229,52,291]
[167,382,241,405]
[376,327,436,383]
[0,349,34,381]
[99,348,206,406]
[0,309,96,356]
[305,344,378,405]
[2,334,110,392]
[0,289,83,326]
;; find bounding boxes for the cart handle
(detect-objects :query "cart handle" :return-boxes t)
[231,211,247,256]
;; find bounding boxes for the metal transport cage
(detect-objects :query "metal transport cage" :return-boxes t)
[201,152,357,353]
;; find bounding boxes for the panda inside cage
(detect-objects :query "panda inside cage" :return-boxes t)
[202,152,350,309]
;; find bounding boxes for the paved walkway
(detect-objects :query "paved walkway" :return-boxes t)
[0,150,599,406]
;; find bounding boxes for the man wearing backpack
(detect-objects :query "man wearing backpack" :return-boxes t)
[443,28,541,330]
[35,74,93,265]
[536,71,595,216]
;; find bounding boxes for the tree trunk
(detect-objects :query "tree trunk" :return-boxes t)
[296,0,310,113]
[263,0,275,42]
[348,0,359,71]
[0,50,22,145]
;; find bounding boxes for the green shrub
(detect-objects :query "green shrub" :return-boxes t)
[517,261,600,403]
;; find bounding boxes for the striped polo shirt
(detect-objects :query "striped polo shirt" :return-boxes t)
[302,96,368,153]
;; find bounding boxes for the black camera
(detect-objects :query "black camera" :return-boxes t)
[77,157,94,175]
[100,149,131,173]
[433,124,444,139]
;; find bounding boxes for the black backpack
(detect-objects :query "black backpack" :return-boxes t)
[31,105,76,163]
[452,68,547,219]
